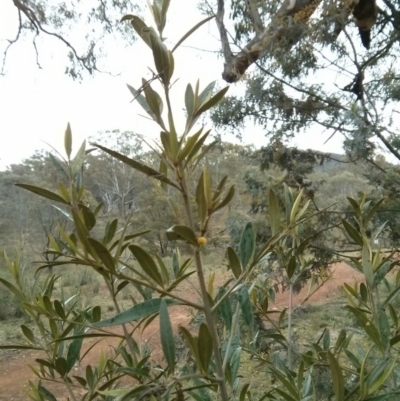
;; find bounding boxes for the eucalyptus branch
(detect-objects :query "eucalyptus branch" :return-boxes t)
[246,0,264,33]
[1,8,22,75]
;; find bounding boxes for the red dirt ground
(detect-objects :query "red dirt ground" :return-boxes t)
[0,262,363,401]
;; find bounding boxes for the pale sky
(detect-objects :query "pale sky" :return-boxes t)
[0,1,348,170]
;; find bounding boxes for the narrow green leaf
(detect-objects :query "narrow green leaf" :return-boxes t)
[198,323,213,373]
[149,30,170,85]
[21,325,35,343]
[195,87,229,116]
[378,310,391,351]
[0,344,42,350]
[127,15,152,48]
[0,278,22,299]
[239,383,250,401]
[86,365,94,390]
[364,392,400,401]
[55,357,68,377]
[390,334,400,347]
[127,84,157,120]
[345,306,382,350]
[227,247,242,279]
[347,197,362,215]
[165,225,198,246]
[283,184,293,223]
[16,184,69,205]
[289,188,304,224]
[172,251,179,278]
[238,286,254,331]
[180,326,201,367]
[129,245,163,287]
[94,144,180,190]
[373,261,394,289]
[38,384,57,401]
[104,219,118,245]
[87,238,115,272]
[66,337,83,372]
[387,304,398,329]
[93,298,178,327]
[54,300,65,319]
[217,287,232,330]
[279,308,287,328]
[274,387,297,401]
[172,15,214,52]
[328,352,344,401]
[213,185,235,212]
[322,329,331,351]
[49,153,68,179]
[160,298,175,371]
[364,198,385,226]
[365,358,396,395]
[382,285,400,308]
[185,130,211,165]
[286,255,297,280]
[360,282,368,303]
[196,171,208,225]
[362,246,374,289]
[64,123,72,159]
[71,140,86,178]
[198,81,216,108]
[239,223,255,269]
[185,83,195,117]
[142,79,164,126]
[269,189,281,236]
[334,329,346,353]
[342,219,363,246]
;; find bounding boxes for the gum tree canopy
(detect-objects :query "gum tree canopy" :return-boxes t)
[2,0,140,79]
[209,0,400,164]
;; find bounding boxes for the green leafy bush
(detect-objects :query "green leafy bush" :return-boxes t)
[1,2,400,401]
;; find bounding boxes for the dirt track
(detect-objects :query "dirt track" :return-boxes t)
[0,262,363,401]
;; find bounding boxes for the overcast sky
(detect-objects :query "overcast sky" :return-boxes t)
[0,1,348,170]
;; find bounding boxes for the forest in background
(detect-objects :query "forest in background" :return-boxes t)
[1,131,399,292]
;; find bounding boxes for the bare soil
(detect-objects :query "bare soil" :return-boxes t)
[0,262,362,401]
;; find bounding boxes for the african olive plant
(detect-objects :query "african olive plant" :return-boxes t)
[1,1,400,400]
